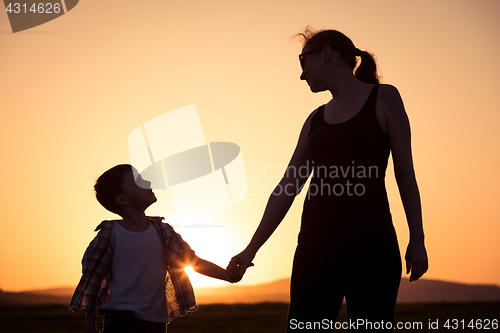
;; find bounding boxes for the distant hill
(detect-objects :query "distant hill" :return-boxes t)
[1,278,499,306]
[195,279,291,304]
[20,287,76,297]
[397,279,500,303]
[0,291,70,306]
[194,278,500,304]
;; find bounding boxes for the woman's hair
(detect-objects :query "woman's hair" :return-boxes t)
[94,164,133,215]
[295,26,380,84]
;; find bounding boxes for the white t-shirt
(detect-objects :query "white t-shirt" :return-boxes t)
[100,222,169,323]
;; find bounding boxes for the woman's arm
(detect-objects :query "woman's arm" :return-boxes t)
[378,84,428,281]
[229,109,317,277]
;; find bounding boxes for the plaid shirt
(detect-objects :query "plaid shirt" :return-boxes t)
[69,216,199,322]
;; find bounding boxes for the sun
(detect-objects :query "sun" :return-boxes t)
[157,214,244,288]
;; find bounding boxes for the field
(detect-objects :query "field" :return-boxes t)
[0,302,498,332]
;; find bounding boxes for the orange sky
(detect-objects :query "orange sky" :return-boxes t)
[0,0,499,292]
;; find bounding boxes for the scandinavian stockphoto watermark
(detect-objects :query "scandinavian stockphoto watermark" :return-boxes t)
[3,1,79,33]
[127,106,378,225]
[249,160,379,198]
[128,105,248,226]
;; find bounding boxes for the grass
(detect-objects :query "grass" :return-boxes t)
[0,302,498,332]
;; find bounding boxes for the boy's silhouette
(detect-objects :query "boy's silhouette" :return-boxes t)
[69,164,239,333]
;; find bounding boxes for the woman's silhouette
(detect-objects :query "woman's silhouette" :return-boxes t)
[228,27,428,332]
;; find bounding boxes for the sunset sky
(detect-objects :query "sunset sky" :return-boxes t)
[0,0,499,292]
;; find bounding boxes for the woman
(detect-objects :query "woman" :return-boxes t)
[228,28,428,331]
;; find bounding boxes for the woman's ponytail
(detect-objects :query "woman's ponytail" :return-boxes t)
[354,50,380,84]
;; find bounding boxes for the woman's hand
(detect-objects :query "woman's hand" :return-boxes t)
[227,250,255,281]
[405,240,428,281]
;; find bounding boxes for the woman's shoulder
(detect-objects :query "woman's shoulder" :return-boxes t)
[302,105,323,136]
[310,104,323,115]
[306,105,323,123]
[377,84,402,102]
[377,84,405,112]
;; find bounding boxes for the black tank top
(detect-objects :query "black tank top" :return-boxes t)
[300,84,396,243]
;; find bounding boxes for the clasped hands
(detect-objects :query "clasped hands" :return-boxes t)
[226,251,255,283]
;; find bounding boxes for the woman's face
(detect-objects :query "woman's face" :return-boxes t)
[299,45,349,93]
[299,46,328,93]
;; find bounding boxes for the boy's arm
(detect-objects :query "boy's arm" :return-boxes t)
[85,312,100,333]
[181,251,240,282]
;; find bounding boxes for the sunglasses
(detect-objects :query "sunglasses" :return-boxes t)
[299,46,338,69]
[299,47,323,69]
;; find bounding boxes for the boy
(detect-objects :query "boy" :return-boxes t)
[69,164,239,333]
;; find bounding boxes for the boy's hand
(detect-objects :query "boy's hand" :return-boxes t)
[227,255,254,283]
[228,269,243,283]
[227,266,244,283]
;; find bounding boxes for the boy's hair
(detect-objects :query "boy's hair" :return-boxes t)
[94,164,134,215]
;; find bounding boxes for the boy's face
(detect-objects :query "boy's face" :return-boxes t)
[117,170,157,210]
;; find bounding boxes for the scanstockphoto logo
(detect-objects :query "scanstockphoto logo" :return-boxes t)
[128,105,248,226]
[3,0,79,33]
